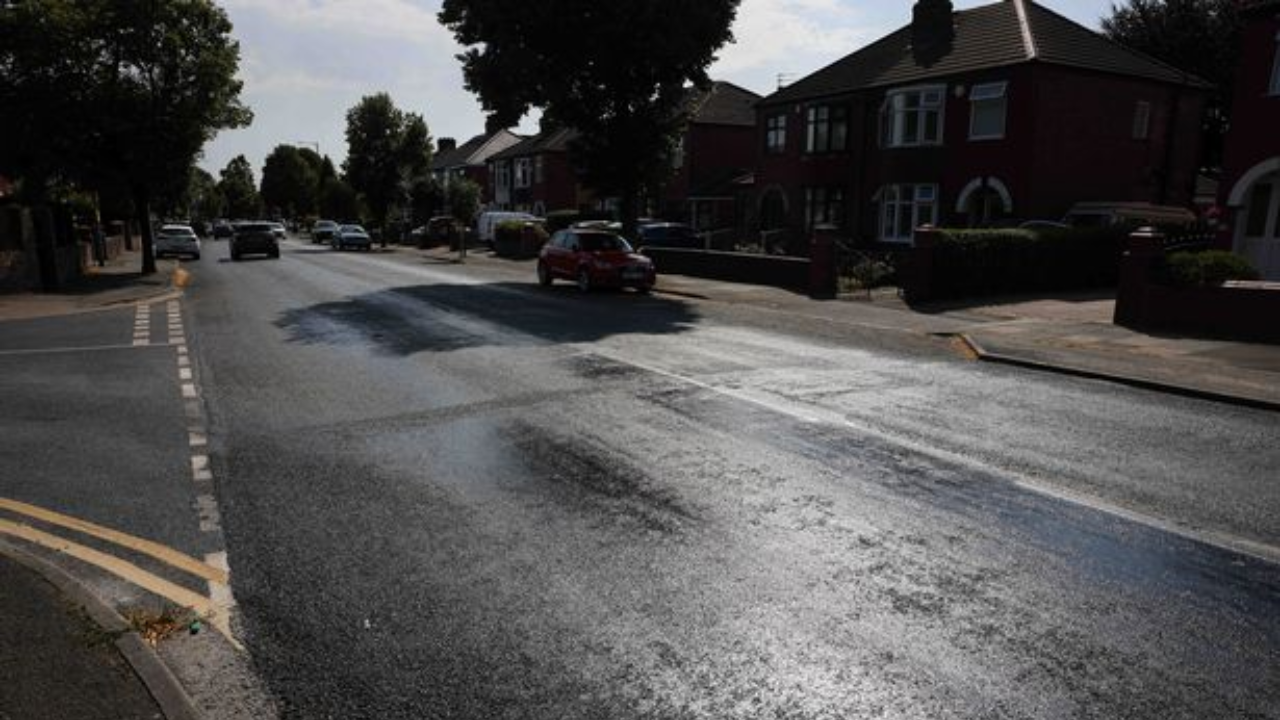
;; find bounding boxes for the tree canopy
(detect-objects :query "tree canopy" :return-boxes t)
[219,155,261,219]
[439,0,742,226]
[1103,0,1241,167]
[261,145,319,218]
[0,0,252,272]
[342,93,433,230]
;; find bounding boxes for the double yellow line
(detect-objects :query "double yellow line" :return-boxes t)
[0,497,237,646]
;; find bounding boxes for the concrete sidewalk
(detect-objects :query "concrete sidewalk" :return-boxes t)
[409,244,1280,410]
[0,247,178,321]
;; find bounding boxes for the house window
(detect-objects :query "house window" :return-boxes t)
[804,187,845,228]
[534,156,544,184]
[1243,179,1280,239]
[1132,101,1151,140]
[1270,38,1280,95]
[881,86,945,147]
[672,137,686,168]
[805,105,848,153]
[492,161,511,190]
[879,184,938,242]
[514,158,532,188]
[766,115,787,153]
[969,82,1007,140]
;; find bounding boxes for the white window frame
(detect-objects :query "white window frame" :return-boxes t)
[1132,101,1151,140]
[881,85,946,148]
[492,161,511,191]
[879,183,939,243]
[805,104,848,153]
[534,155,544,184]
[514,158,532,189]
[968,82,1008,140]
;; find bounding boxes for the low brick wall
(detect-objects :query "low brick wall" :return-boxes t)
[1114,229,1280,344]
[642,247,811,293]
[1120,282,1280,343]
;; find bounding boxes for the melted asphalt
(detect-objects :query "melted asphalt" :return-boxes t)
[186,240,1280,719]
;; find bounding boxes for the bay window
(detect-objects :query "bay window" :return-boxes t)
[879,184,938,242]
[881,86,945,147]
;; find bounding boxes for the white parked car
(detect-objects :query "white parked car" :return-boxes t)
[154,224,201,260]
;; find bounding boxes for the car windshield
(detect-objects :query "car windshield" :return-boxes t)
[159,227,195,237]
[579,234,632,252]
[315,221,337,228]
[240,223,274,232]
[340,225,367,234]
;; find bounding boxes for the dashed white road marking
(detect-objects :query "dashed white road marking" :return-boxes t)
[191,454,212,482]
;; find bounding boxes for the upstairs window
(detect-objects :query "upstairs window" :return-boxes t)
[881,86,945,147]
[766,115,787,153]
[805,105,848,153]
[968,82,1007,140]
[492,161,511,190]
[1271,38,1280,95]
[514,158,532,188]
[1132,101,1151,140]
[534,155,544,184]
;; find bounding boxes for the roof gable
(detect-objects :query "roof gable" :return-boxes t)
[687,81,761,126]
[761,0,1206,106]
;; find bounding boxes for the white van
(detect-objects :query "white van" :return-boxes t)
[477,211,538,247]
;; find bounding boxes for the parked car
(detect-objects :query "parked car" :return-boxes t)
[410,216,461,248]
[477,211,538,248]
[268,222,287,240]
[311,220,339,244]
[1063,202,1197,229]
[1017,220,1071,231]
[537,228,656,293]
[332,224,372,251]
[154,224,201,260]
[211,220,234,240]
[230,221,280,260]
[636,222,700,249]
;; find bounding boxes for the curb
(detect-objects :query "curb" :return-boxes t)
[0,538,203,720]
[959,333,1280,413]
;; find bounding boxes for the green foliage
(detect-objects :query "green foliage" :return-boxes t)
[928,226,1129,299]
[342,93,433,230]
[1103,0,1240,166]
[0,0,252,272]
[445,179,481,226]
[319,177,360,222]
[493,219,549,258]
[261,145,319,218]
[1163,250,1259,287]
[542,209,613,234]
[218,156,260,218]
[439,0,741,227]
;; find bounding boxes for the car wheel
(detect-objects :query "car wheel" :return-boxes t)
[231,251,240,261]
[537,261,552,287]
[191,253,201,261]
[576,268,591,293]
[635,284,651,294]
[270,249,280,259]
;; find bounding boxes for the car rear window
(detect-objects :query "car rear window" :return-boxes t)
[239,223,274,232]
[578,234,631,252]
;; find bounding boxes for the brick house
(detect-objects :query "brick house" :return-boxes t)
[752,0,1209,254]
[486,129,586,215]
[1219,0,1280,279]
[430,129,524,196]
[661,81,761,231]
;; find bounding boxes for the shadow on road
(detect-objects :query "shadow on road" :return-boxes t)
[274,281,700,355]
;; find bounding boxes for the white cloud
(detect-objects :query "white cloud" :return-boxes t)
[713,0,886,78]
[221,0,452,45]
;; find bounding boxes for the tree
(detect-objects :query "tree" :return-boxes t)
[261,145,319,218]
[319,177,361,222]
[1103,0,1242,167]
[219,155,260,219]
[439,0,741,230]
[342,93,433,232]
[0,0,252,273]
[445,178,481,227]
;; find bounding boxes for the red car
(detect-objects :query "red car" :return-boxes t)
[537,229,656,293]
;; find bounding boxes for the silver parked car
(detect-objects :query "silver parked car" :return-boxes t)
[154,224,201,260]
[332,224,372,251]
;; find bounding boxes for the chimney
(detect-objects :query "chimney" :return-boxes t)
[437,137,457,154]
[912,0,955,59]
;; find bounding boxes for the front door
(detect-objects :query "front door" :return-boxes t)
[1235,171,1280,280]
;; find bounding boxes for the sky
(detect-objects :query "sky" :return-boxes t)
[200,0,1117,179]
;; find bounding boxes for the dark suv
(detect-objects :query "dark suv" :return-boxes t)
[231,222,280,260]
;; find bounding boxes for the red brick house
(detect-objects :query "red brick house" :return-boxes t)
[430,129,524,197]
[753,0,1209,254]
[1219,0,1280,279]
[661,81,761,231]
[486,129,585,215]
